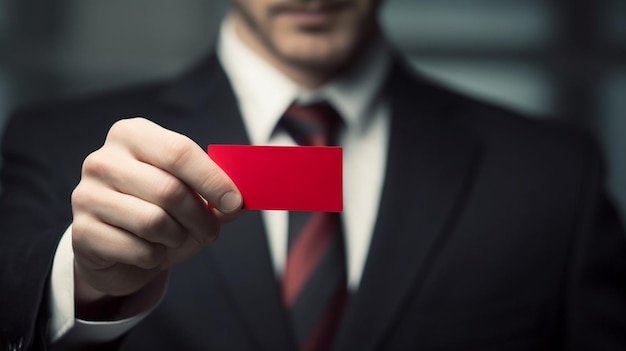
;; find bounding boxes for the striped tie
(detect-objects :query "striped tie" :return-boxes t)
[280,102,348,351]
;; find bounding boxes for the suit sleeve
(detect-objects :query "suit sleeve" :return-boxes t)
[563,137,626,349]
[0,110,78,350]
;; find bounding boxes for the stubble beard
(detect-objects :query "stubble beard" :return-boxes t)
[232,0,379,82]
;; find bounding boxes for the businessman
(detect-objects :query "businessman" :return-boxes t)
[1,0,626,350]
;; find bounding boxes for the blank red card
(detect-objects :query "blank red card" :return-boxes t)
[208,145,342,212]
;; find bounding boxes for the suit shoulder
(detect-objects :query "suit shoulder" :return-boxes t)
[461,94,601,182]
[472,101,593,158]
[415,76,596,154]
[393,62,588,149]
[2,54,226,147]
[403,72,601,173]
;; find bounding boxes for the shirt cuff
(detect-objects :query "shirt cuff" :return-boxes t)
[48,224,167,345]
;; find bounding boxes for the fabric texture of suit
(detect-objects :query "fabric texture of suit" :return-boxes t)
[1,53,626,351]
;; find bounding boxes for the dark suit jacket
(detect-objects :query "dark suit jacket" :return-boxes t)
[1,54,626,351]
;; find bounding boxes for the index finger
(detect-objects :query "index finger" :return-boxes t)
[106,118,243,214]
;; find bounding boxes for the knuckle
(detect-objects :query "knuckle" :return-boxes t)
[71,218,89,246]
[107,118,144,141]
[71,217,99,259]
[71,186,90,209]
[107,120,130,141]
[155,175,187,205]
[81,150,113,177]
[135,244,165,269]
[162,135,194,169]
[139,207,170,238]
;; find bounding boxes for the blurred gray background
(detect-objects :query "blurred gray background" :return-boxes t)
[0,0,625,218]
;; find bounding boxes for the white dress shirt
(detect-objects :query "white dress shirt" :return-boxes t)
[48,15,392,344]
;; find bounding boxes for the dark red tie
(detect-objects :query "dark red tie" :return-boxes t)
[280,102,348,351]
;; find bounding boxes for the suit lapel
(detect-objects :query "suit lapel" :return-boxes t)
[161,55,481,351]
[209,213,295,351]
[160,55,295,351]
[334,61,481,351]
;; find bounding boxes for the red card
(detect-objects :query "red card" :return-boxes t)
[208,145,342,212]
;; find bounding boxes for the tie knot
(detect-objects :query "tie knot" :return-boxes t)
[280,102,342,146]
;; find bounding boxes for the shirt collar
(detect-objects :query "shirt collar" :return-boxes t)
[217,15,391,145]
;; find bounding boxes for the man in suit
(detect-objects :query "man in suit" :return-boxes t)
[1,0,626,350]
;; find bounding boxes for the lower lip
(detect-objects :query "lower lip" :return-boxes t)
[288,10,336,26]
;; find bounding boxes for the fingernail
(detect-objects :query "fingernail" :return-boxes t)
[219,192,242,213]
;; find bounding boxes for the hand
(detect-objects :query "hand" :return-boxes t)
[71,118,243,315]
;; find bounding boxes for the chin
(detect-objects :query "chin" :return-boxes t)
[282,51,349,78]
[276,35,357,74]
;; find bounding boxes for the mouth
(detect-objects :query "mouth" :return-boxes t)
[272,1,353,27]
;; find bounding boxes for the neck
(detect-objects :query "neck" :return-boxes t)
[231,13,380,90]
